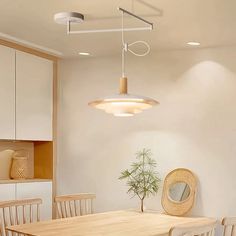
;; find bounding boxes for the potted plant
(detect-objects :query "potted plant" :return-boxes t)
[119,148,161,212]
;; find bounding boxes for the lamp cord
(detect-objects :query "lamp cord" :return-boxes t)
[121,11,125,78]
[121,9,150,78]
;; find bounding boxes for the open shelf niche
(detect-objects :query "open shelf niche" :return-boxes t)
[0,140,54,182]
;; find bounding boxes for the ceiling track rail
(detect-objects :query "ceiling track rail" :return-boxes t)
[66,7,153,35]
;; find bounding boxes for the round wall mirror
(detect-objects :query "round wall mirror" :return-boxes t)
[168,182,190,202]
[161,168,197,216]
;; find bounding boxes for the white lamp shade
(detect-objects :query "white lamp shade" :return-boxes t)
[89,93,159,117]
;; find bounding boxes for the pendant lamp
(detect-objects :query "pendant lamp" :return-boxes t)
[89,9,159,117]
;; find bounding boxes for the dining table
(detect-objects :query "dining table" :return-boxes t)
[6,209,215,236]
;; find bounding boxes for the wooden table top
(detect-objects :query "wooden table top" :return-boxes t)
[7,210,215,236]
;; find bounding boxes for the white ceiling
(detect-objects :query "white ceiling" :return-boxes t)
[0,0,235,57]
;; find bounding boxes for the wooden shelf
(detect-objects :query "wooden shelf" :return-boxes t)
[0,179,52,184]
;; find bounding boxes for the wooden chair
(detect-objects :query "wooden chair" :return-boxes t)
[222,217,236,236]
[0,198,42,236]
[169,221,217,236]
[55,193,96,218]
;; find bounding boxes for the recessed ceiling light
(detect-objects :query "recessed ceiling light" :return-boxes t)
[187,42,200,46]
[79,52,90,56]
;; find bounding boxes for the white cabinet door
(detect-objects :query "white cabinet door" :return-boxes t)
[16,182,52,220]
[0,45,15,139]
[0,183,15,201]
[16,51,53,141]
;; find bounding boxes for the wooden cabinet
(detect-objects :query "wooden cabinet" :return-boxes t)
[0,184,15,201]
[0,181,52,220]
[16,182,52,220]
[0,47,53,141]
[16,51,53,141]
[0,40,56,218]
[0,45,15,139]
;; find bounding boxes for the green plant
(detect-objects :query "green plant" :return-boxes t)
[119,148,161,212]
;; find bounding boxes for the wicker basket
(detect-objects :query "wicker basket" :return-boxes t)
[10,156,28,180]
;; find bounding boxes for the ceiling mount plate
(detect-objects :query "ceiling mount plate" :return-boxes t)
[54,8,153,34]
[54,12,84,25]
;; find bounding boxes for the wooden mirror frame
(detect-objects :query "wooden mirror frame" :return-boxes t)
[161,168,197,216]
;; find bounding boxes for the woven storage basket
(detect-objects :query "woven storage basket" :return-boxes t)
[10,154,28,180]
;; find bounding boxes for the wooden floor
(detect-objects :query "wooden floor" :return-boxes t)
[7,210,216,236]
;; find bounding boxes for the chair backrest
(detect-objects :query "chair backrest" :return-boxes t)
[55,193,96,218]
[0,198,42,236]
[169,221,217,236]
[222,217,236,236]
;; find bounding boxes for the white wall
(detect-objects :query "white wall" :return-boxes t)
[57,46,236,220]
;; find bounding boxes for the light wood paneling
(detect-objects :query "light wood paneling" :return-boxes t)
[52,61,58,219]
[6,210,216,236]
[0,179,51,184]
[0,39,58,62]
[34,142,53,179]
